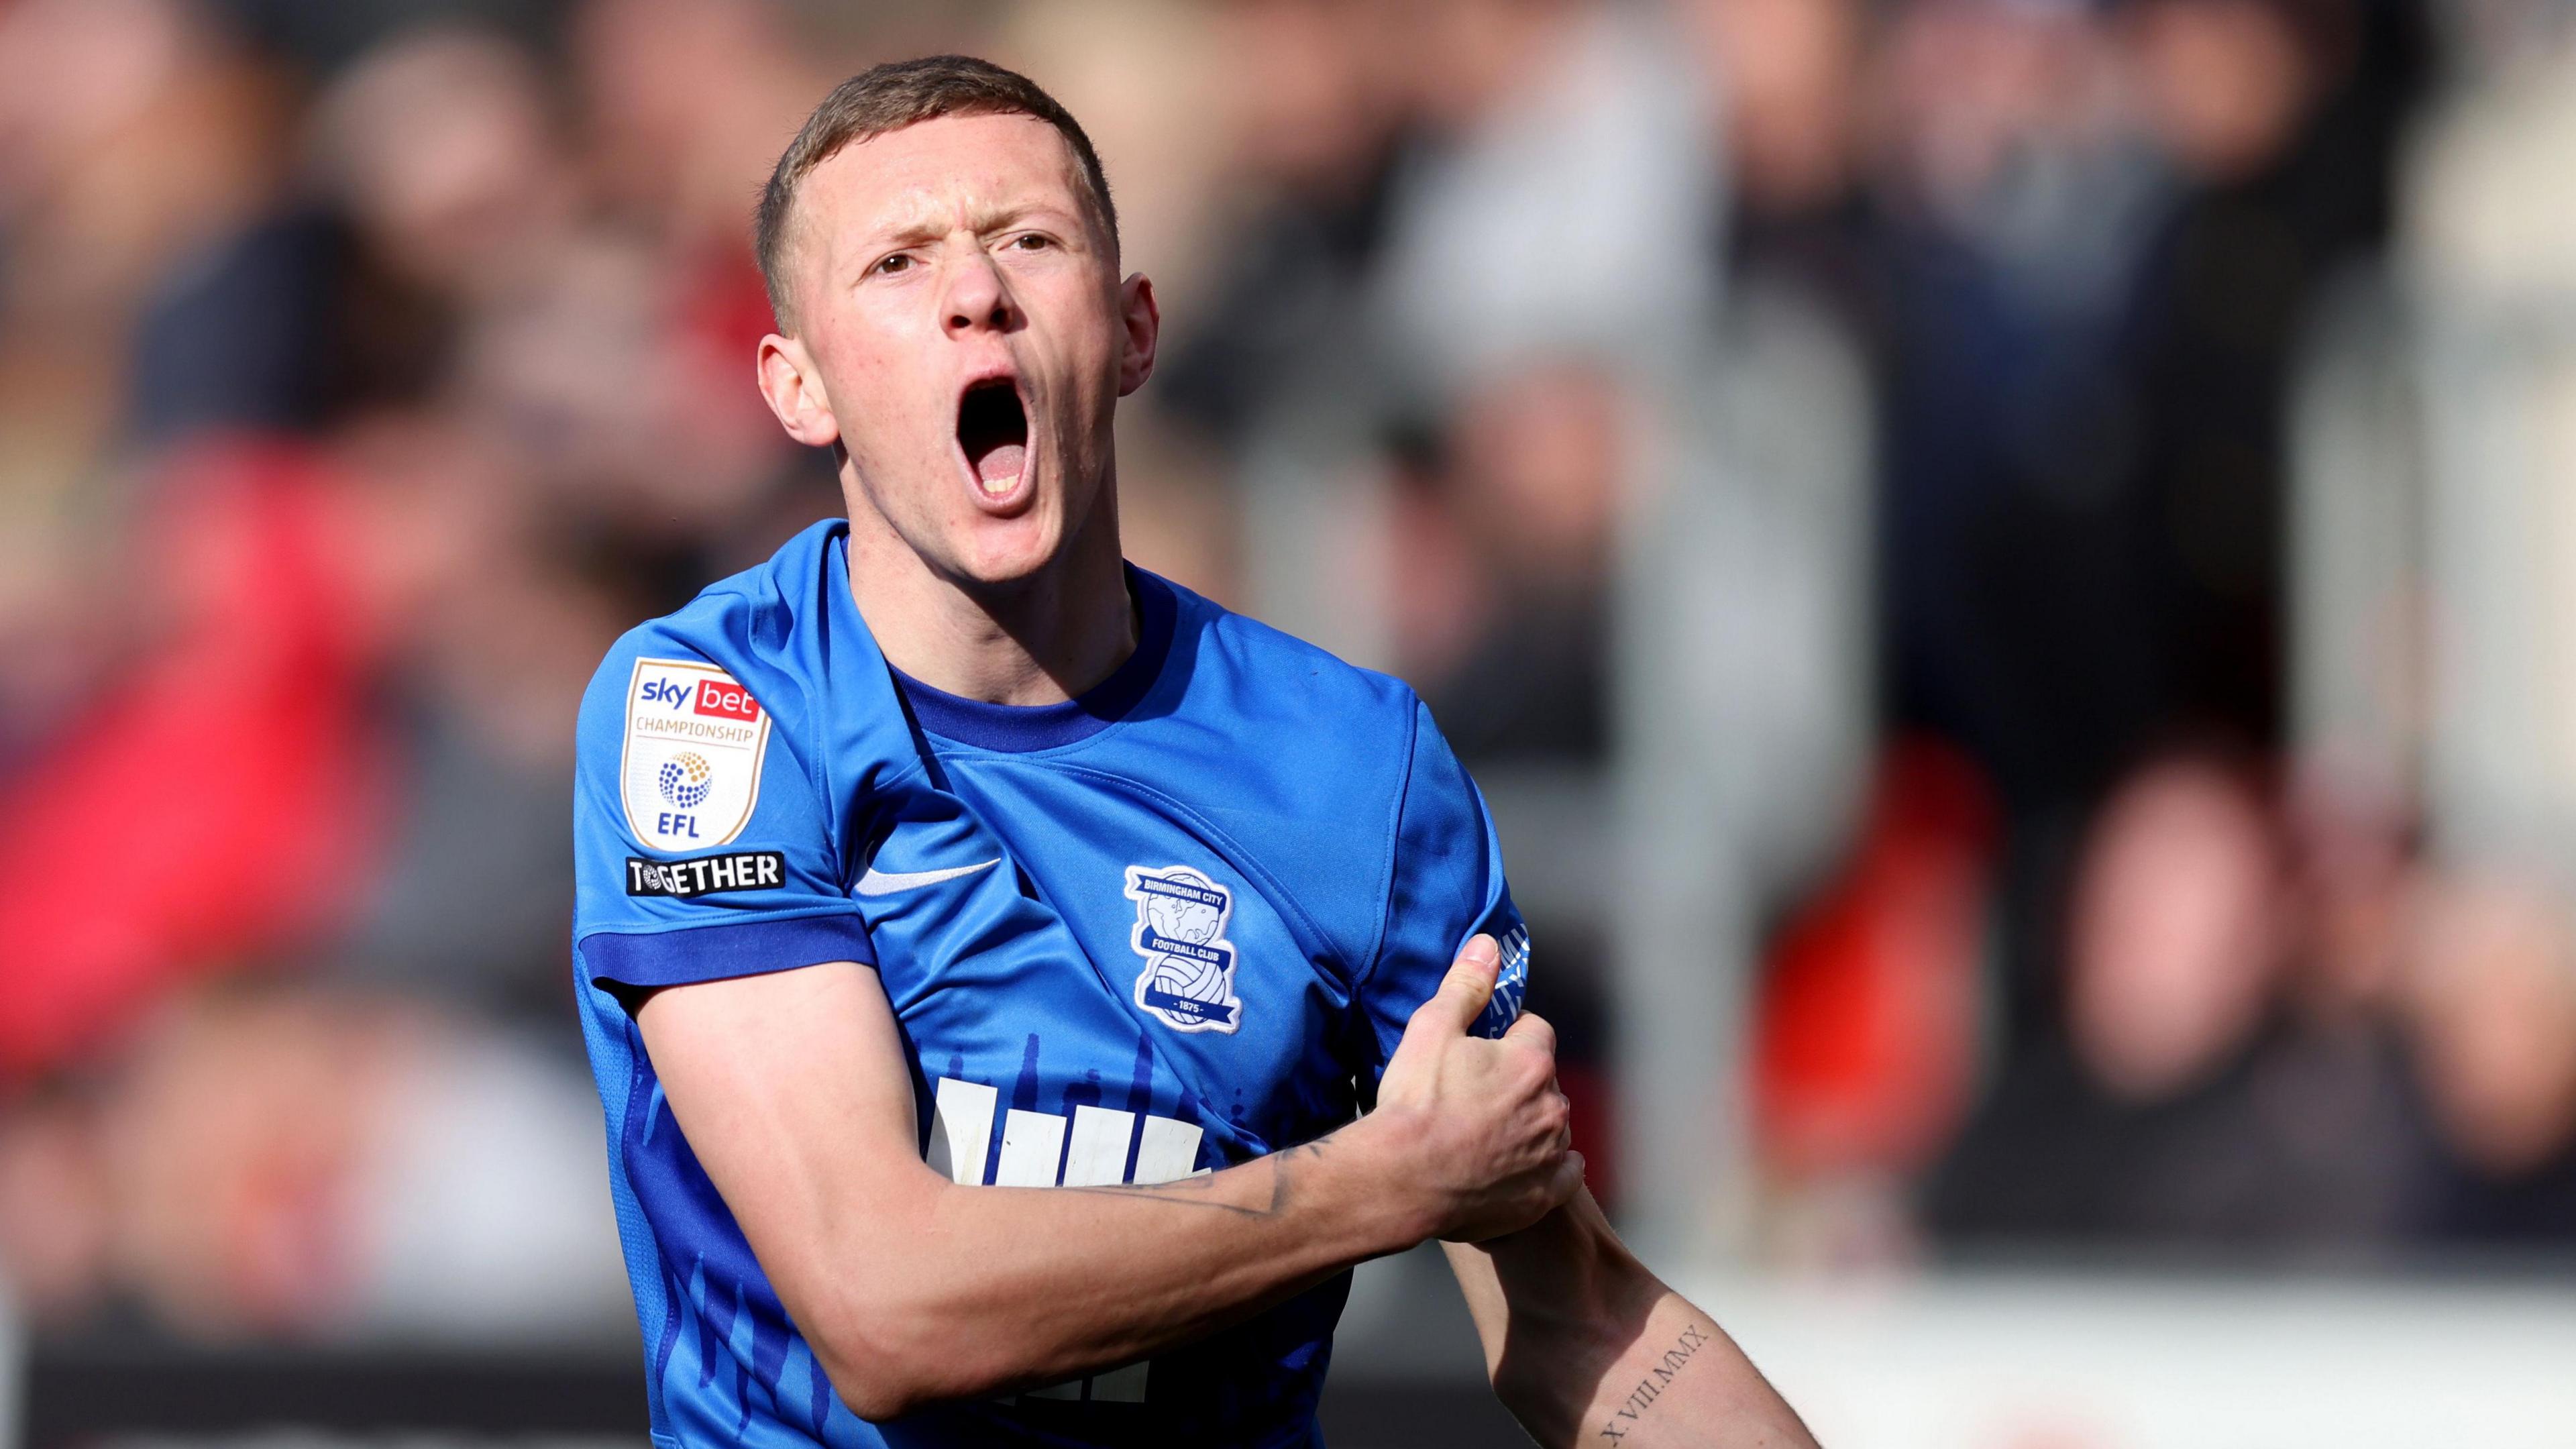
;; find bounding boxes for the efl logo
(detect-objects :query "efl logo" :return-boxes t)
[621,657,771,852]
[694,680,760,722]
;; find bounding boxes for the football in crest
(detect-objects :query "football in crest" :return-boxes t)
[1124,865,1246,1033]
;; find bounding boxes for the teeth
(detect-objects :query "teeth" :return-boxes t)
[978,472,1021,496]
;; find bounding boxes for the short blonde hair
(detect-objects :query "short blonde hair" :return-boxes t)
[754,54,1118,328]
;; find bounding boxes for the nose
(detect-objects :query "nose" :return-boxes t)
[943,252,1013,337]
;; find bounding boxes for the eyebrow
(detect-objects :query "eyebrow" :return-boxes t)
[859,196,1085,252]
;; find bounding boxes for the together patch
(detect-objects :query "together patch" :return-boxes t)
[626,851,787,898]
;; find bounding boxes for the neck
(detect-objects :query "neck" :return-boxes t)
[843,490,1136,708]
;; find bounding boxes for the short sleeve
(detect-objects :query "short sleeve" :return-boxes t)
[1356,702,1530,1081]
[571,628,871,1004]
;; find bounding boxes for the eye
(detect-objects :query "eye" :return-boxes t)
[873,253,914,276]
[1010,233,1051,252]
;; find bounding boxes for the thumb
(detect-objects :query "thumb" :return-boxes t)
[1401,934,1502,1044]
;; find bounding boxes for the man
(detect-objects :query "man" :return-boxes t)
[571,56,1816,1448]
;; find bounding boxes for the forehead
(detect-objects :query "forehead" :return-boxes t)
[796,111,1091,245]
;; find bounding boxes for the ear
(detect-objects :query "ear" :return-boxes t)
[757,332,842,449]
[1116,272,1161,398]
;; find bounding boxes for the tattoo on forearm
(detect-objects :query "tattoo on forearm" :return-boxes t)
[1595,1322,1713,1443]
[1055,1137,1329,1219]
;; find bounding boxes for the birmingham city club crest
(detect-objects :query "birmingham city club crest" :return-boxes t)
[1125,865,1244,1033]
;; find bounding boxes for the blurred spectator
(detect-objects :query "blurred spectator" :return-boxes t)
[2065,757,2284,1106]
[1925,754,2433,1252]
[2310,0,2576,1247]
[1866,0,2172,840]
[1831,0,2434,1262]
[1693,0,1866,224]
[0,0,768,1340]
[1689,0,1878,343]
[0,441,389,1082]
[2402,877,2576,1243]
[1368,0,1718,390]
[561,0,841,592]
[133,20,588,447]
[0,985,626,1337]
[0,0,293,744]
[1399,357,1631,763]
[572,0,823,250]
[321,409,617,1023]
[1753,739,1991,1268]
[1157,0,1412,443]
[452,231,804,596]
[305,23,578,303]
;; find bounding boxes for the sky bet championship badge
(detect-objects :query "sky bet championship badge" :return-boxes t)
[1125,865,1244,1033]
[621,657,771,852]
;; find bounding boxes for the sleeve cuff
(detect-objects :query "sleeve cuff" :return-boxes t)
[578,910,875,994]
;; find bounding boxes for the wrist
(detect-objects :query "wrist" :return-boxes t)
[1486,1194,1662,1336]
[1332,1107,1442,1253]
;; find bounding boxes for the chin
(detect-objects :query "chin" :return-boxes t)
[943,509,1069,590]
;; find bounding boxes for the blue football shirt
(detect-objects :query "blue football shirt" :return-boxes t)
[571,519,1528,1448]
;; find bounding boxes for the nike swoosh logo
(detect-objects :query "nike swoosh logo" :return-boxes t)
[856,858,1001,897]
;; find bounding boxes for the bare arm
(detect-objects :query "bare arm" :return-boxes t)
[1444,1191,1818,1448]
[636,934,1574,1419]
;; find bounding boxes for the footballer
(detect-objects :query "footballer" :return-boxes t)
[571,56,1817,1448]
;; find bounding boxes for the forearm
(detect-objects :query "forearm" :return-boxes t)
[638,947,1576,1421]
[1445,1192,1817,1448]
[811,1121,1421,1411]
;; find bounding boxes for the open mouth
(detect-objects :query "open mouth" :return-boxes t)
[957,380,1028,497]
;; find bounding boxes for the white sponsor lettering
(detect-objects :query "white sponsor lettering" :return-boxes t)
[926,1077,1208,1408]
[1061,1106,1136,1187]
[926,1077,996,1188]
[1135,1114,1208,1185]
[996,1108,1069,1187]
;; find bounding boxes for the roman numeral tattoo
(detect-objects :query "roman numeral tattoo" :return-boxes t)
[1597,1322,1713,1442]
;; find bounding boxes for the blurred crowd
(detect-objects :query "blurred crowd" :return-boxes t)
[0,0,2569,1348]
